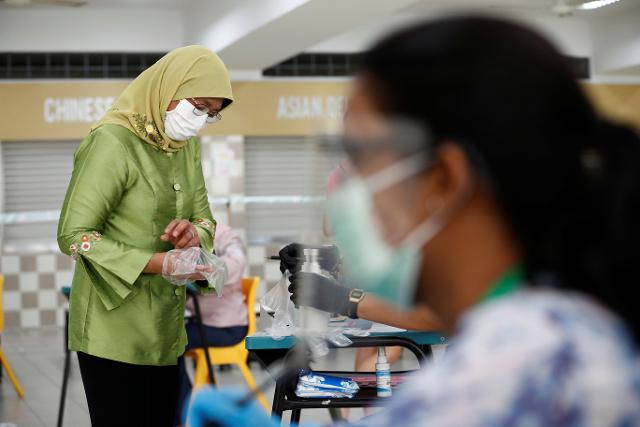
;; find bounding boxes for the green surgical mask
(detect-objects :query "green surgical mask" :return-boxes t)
[326,155,446,309]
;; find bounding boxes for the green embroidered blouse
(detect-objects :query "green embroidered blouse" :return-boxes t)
[58,124,216,366]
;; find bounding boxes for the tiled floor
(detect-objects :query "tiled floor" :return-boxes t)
[0,327,431,427]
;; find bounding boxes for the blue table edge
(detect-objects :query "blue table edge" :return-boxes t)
[245,330,447,350]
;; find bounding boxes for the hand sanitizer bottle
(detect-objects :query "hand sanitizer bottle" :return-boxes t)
[376,347,392,397]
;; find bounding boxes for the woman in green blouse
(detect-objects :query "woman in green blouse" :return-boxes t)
[57,45,233,427]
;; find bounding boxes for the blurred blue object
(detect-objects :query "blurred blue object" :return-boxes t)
[188,387,285,427]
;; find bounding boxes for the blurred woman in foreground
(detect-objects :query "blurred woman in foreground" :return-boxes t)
[189,16,640,426]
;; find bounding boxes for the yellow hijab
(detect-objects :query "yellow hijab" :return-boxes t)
[94,45,233,152]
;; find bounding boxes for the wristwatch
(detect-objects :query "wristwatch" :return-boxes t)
[347,288,365,319]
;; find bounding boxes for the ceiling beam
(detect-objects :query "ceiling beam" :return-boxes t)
[185,0,422,70]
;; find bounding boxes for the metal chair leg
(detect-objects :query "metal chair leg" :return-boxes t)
[0,350,24,398]
[56,309,70,427]
[56,347,71,427]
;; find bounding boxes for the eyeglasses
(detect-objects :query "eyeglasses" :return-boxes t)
[188,98,222,124]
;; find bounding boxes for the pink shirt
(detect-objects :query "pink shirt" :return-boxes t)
[186,225,248,328]
[325,160,351,196]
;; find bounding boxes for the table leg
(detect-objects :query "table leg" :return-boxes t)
[290,408,301,424]
[271,376,286,423]
[419,344,434,360]
[329,407,345,422]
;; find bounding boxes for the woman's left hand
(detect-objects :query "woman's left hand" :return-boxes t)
[161,219,200,249]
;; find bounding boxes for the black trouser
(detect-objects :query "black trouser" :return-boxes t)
[77,352,179,427]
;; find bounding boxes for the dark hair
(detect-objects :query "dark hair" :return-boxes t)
[360,15,640,341]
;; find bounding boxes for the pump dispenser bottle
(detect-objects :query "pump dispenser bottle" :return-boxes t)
[376,347,392,397]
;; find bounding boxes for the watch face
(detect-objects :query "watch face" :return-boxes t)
[350,289,365,301]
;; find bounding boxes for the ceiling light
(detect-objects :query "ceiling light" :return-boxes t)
[578,0,622,10]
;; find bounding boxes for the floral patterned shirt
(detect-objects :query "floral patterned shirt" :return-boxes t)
[59,124,216,365]
[340,289,640,427]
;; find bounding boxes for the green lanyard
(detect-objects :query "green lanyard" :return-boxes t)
[480,263,523,303]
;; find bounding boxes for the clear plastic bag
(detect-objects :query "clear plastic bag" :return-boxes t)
[257,271,354,356]
[162,247,228,296]
[258,272,296,340]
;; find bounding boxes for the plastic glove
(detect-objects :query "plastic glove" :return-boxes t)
[288,272,352,317]
[278,243,341,275]
[162,247,228,295]
[188,387,279,427]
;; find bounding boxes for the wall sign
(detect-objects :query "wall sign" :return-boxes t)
[0,80,350,140]
[0,80,639,140]
[43,96,116,123]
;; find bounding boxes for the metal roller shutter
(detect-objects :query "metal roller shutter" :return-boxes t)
[1,140,79,247]
[244,137,340,245]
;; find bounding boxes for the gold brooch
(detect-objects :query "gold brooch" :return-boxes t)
[132,113,163,145]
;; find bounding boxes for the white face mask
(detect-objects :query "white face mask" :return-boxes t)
[164,99,208,141]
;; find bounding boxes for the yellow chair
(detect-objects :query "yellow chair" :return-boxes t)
[0,275,25,398]
[185,276,270,412]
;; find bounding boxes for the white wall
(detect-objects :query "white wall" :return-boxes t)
[591,7,640,75]
[513,14,592,57]
[0,8,184,52]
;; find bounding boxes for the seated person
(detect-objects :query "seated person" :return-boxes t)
[280,243,442,332]
[282,162,442,396]
[326,162,443,393]
[283,162,442,334]
[175,224,249,426]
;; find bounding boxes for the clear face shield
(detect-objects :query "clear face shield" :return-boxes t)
[323,117,444,309]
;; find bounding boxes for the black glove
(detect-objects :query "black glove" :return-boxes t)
[287,272,352,317]
[278,243,304,274]
[278,243,340,275]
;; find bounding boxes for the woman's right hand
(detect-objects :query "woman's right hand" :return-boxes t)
[161,219,200,249]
